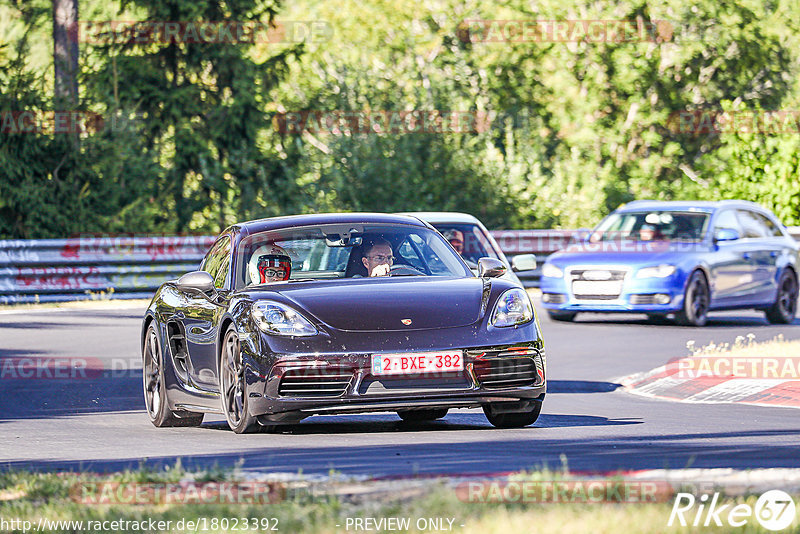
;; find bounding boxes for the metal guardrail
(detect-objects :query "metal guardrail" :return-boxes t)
[0,235,214,304]
[2,228,799,303]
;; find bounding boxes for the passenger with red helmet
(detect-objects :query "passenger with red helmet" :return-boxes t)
[248,244,292,284]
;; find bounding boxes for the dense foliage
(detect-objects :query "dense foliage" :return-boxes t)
[1,0,799,238]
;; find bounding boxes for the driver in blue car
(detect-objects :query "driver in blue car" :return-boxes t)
[361,238,394,277]
[247,244,292,284]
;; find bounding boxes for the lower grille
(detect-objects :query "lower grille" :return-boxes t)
[472,354,540,388]
[542,293,566,304]
[571,293,618,300]
[278,368,353,397]
[630,294,657,305]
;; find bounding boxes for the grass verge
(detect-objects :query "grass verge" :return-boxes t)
[1,465,798,533]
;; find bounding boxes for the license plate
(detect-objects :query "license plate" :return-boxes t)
[572,280,622,296]
[371,351,464,376]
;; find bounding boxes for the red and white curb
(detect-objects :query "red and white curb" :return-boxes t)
[618,360,800,409]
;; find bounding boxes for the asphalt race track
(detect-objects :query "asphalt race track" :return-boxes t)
[1,300,799,478]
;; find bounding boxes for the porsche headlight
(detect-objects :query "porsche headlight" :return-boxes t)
[491,288,534,327]
[251,302,317,336]
[541,263,564,278]
[636,264,676,278]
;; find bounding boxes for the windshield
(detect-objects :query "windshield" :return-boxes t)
[590,211,710,242]
[235,223,471,288]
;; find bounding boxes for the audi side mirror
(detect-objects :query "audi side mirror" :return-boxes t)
[714,228,740,242]
[177,271,215,293]
[478,257,507,278]
[511,254,537,272]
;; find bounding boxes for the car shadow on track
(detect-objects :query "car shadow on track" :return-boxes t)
[5,427,800,476]
[199,412,641,434]
[0,321,80,329]
[0,349,142,421]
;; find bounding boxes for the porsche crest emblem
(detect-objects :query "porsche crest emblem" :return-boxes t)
[401,318,413,325]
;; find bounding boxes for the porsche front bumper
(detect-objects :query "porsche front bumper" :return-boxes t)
[242,344,546,422]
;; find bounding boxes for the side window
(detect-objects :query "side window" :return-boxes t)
[751,211,783,237]
[202,236,231,289]
[465,227,496,262]
[714,210,742,234]
[736,210,769,239]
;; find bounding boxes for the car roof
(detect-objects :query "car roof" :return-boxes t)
[399,212,483,225]
[234,212,428,236]
[615,200,765,213]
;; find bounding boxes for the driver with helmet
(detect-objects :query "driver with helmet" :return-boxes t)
[248,244,292,284]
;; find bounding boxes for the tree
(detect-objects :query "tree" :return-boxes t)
[53,0,78,108]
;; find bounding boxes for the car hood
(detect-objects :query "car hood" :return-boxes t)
[248,277,487,332]
[548,241,711,267]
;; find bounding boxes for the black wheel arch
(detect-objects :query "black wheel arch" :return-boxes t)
[216,315,237,374]
[781,264,798,284]
[141,312,157,353]
[685,265,712,295]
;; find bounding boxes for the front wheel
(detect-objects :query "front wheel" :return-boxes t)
[675,271,709,327]
[765,269,798,324]
[483,401,542,428]
[142,324,203,427]
[220,326,260,434]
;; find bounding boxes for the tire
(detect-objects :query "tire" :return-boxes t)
[547,311,577,322]
[483,401,542,429]
[142,324,204,427]
[220,325,260,434]
[397,409,448,422]
[765,269,798,324]
[675,271,709,327]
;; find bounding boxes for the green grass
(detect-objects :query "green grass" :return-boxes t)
[1,466,798,533]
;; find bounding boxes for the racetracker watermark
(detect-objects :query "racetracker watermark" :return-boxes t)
[78,20,332,44]
[457,19,674,43]
[0,111,104,135]
[668,110,800,135]
[71,482,285,505]
[59,233,215,261]
[670,356,800,380]
[273,110,492,135]
[0,357,140,380]
[489,230,715,255]
[456,479,680,503]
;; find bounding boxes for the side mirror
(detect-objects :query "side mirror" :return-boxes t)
[176,271,215,293]
[714,228,740,242]
[478,257,507,278]
[511,254,537,272]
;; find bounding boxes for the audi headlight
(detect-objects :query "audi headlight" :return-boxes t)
[491,288,534,327]
[636,264,676,279]
[251,302,317,336]
[541,263,564,278]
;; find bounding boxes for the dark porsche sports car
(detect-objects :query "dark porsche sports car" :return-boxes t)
[142,213,546,433]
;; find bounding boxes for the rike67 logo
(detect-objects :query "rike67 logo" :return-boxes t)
[669,490,797,531]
